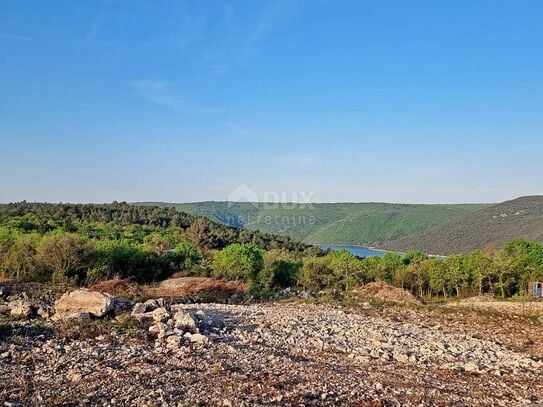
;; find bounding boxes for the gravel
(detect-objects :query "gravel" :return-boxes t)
[2,302,543,406]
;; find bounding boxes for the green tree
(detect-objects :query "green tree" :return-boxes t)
[326,250,366,290]
[380,253,403,283]
[1,233,43,281]
[174,242,202,271]
[444,255,472,297]
[466,250,494,295]
[38,234,93,284]
[258,258,301,289]
[298,257,333,292]
[401,252,429,295]
[185,218,218,251]
[142,233,170,254]
[212,243,264,281]
[427,258,447,297]
[88,240,148,283]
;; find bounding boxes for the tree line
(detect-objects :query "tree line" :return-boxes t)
[1,203,542,298]
[210,238,543,299]
[0,202,318,285]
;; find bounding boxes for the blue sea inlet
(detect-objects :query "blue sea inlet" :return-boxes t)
[320,245,389,258]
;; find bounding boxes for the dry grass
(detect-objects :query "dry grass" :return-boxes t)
[89,277,144,300]
[445,297,543,318]
[54,315,150,341]
[145,277,248,300]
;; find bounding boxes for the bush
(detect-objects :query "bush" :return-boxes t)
[298,257,333,292]
[0,233,45,281]
[212,243,263,282]
[89,240,149,284]
[38,234,93,284]
[258,259,301,290]
[174,242,202,271]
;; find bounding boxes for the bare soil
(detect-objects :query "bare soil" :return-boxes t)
[145,277,248,300]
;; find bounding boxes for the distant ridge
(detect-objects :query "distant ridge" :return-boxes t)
[135,201,488,247]
[382,196,543,255]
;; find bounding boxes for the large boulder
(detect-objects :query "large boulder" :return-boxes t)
[7,299,34,318]
[54,289,114,319]
[6,293,54,319]
[111,297,134,314]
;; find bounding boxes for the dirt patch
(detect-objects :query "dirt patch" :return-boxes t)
[146,277,248,300]
[353,281,420,304]
[3,302,542,406]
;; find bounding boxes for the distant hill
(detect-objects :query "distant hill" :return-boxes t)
[383,196,543,255]
[135,202,488,247]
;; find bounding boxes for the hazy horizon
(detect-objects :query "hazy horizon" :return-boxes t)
[0,197,519,205]
[1,1,542,203]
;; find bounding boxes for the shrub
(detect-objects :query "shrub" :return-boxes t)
[174,242,202,271]
[0,233,45,281]
[212,243,263,282]
[298,257,333,292]
[89,240,148,284]
[38,234,93,284]
[258,258,301,289]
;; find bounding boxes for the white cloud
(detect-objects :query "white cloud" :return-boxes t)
[130,80,221,113]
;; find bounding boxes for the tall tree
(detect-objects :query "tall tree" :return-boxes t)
[185,218,218,251]
[38,234,93,284]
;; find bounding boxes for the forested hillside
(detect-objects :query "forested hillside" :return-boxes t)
[383,196,543,255]
[0,202,311,252]
[0,202,316,284]
[137,202,488,246]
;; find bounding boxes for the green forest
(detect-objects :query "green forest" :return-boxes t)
[138,201,488,246]
[0,202,317,285]
[1,202,542,299]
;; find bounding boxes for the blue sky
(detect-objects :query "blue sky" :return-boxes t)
[1,0,542,203]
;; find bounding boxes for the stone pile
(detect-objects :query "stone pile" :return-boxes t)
[131,299,223,350]
[4,292,54,319]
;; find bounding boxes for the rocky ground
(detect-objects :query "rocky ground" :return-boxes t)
[2,297,543,406]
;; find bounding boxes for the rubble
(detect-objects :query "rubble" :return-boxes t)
[7,298,34,318]
[6,294,54,319]
[2,300,543,405]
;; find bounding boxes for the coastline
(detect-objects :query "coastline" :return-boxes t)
[314,243,447,258]
[310,242,401,252]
